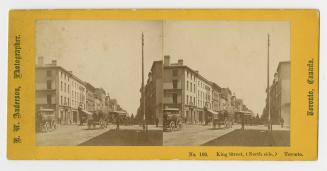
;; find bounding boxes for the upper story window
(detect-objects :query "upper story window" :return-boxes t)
[172,69,178,76]
[47,80,52,90]
[186,81,189,90]
[172,80,178,89]
[46,70,52,77]
[47,95,52,105]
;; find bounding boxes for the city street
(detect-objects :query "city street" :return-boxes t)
[37,124,162,146]
[203,125,290,146]
[164,124,290,146]
[163,124,241,146]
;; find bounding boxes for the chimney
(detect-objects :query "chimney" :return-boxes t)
[178,59,183,65]
[164,55,170,66]
[37,56,44,66]
[51,60,57,66]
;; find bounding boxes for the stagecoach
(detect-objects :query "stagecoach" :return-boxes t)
[212,110,234,129]
[86,111,108,129]
[163,108,182,132]
[37,108,57,132]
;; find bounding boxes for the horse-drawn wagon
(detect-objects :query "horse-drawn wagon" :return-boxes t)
[36,108,57,132]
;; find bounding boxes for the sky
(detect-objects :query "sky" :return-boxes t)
[36,20,163,115]
[36,20,289,115]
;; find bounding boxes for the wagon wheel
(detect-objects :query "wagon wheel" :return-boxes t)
[88,121,91,129]
[44,122,50,132]
[169,121,175,132]
[53,121,57,130]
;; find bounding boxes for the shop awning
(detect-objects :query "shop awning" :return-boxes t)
[38,108,54,112]
[82,110,92,115]
[163,107,179,111]
[112,110,128,116]
[235,111,253,116]
[206,109,218,115]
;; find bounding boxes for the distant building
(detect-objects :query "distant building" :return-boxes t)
[94,88,106,113]
[85,82,96,112]
[263,61,290,127]
[137,60,163,125]
[105,94,111,113]
[220,88,232,113]
[109,99,118,112]
[211,82,221,113]
[36,56,86,124]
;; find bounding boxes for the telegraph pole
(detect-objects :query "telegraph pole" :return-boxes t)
[141,32,147,132]
[267,33,272,131]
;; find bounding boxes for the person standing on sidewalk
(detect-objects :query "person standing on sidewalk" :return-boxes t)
[280,117,284,128]
[155,117,159,127]
[241,113,245,130]
[116,114,120,131]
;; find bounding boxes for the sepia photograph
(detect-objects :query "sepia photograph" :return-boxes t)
[35,20,164,146]
[161,21,290,146]
[35,20,290,146]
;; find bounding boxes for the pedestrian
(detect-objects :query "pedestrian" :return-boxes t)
[116,115,120,131]
[241,113,245,130]
[155,117,159,127]
[280,117,284,128]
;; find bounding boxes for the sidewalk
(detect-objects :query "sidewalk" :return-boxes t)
[37,124,161,146]
[36,124,111,146]
[163,124,240,146]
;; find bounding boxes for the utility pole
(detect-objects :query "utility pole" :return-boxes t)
[141,32,147,132]
[267,33,272,131]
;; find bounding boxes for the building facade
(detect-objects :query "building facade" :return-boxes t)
[85,82,96,112]
[263,61,290,127]
[163,55,214,124]
[36,57,86,125]
[137,60,163,125]
[94,88,106,113]
[211,82,221,113]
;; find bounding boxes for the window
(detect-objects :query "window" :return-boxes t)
[194,84,196,93]
[172,80,178,89]
[47,80,52,89]
[64,83,66,92]
[172,69,178,76]
[186,81,189,90]
[190,83,192,92]
[46,70,52,77]
[61,96,63,105]
[186,95,188,104]
[64,97,66,105]
[47,95,52,104]
[68,85,70,92]
[173,94,177,104]
[68,98,70,106]
[61,81,63,91]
